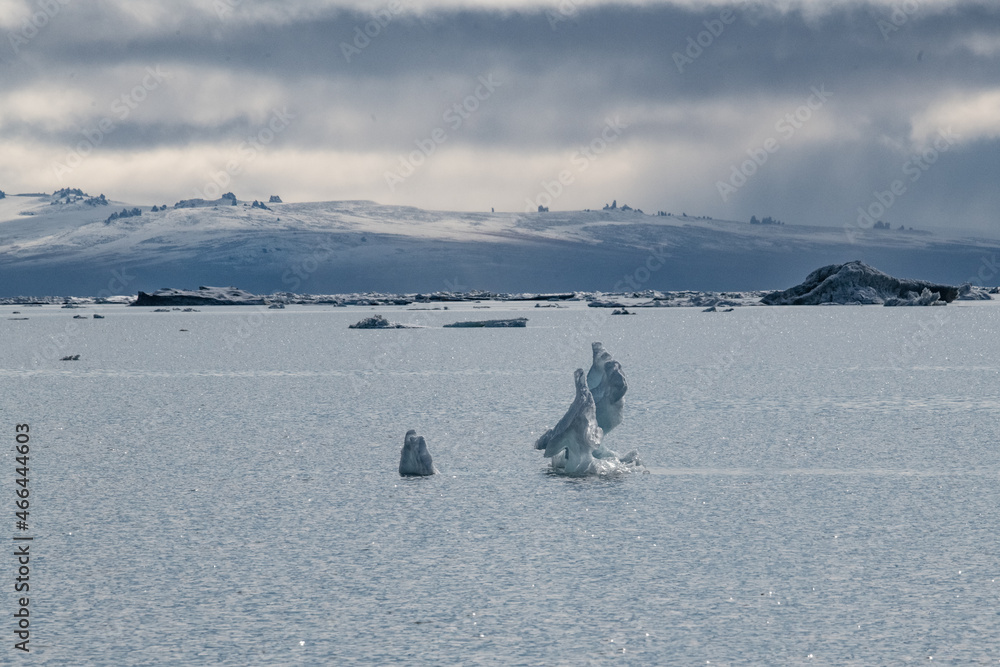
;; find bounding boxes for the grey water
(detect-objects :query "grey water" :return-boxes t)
[2,302,998,665]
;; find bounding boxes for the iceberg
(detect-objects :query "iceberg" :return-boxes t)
[133,286,265,306]
[535,361,642,476]
[534,369,606,476]
[348,314,418,329]
[587,342,627,433]
[442,318,527,328]
[399,430,438,476]
[760,261,959,306]
[956,283,994,301]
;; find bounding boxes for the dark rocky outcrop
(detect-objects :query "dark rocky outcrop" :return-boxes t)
[443,318,527,328]
[133,286,265,306]
[760,261,959,306]
[348,314,416,329]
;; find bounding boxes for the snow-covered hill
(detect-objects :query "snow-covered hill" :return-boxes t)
[1,192,997,296]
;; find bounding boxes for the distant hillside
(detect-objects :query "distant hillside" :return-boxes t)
[1,192,997,296]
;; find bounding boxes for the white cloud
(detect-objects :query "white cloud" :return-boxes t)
[911,89,1000,145]
[959,32,1000,57]
[0,86,93,132]
[7,0,979,30]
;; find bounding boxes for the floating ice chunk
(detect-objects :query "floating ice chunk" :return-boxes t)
[349,314,418,329]
[587,342,627,433]
[399,430,437,476]
[443,317,527,328]
[535,369,605,476]
[956,283,994,301]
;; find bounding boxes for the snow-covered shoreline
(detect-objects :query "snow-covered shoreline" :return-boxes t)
[1,283,994,307]
[0,287,773,306]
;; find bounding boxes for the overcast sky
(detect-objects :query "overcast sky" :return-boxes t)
[1,0,997,233]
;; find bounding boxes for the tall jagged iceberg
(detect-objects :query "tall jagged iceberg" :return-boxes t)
[534,369,606,476]
[535,345,641,476]
[399,430,438,476]
[587,342,627,433]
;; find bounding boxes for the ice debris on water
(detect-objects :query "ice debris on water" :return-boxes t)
[956,283,994,301]
[883,287,947,307]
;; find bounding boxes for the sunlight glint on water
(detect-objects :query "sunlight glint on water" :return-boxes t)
[1,302,998,664]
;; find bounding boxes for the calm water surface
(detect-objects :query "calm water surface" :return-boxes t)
[1,302,998,665]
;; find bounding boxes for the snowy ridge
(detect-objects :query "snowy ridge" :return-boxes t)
[2,191,999,295]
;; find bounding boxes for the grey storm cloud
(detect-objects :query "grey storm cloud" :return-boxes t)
[0,0,998,231]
